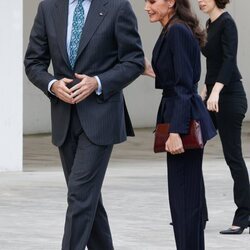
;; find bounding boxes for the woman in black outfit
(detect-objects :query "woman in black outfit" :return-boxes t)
[198,0,250,234]
[144,0,216,249]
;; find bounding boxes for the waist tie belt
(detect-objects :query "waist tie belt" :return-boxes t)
[162,83,198,97]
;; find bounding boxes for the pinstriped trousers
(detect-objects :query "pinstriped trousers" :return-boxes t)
[167,149,205,250]
[59,106,114,250]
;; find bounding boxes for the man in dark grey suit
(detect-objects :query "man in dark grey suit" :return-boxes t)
[24,0,144,249]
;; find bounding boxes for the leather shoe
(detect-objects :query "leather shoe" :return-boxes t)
[220,226,250,235]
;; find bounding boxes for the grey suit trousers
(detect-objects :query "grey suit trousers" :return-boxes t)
[59,106,114,250]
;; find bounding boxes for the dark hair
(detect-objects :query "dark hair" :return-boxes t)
[215,0,230,9]
[169,0,206,47]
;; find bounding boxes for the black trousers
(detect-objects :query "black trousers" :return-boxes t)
[210,94,250,227]
[59,106,114,250]
[201,176,208,223]
[167,149,205,250]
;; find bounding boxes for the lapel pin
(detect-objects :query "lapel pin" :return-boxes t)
[99,12,103,16]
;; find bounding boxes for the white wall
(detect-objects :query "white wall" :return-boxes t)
[124,0,162,128]
[23,0,250,134]
[232,1,250,109]
[23,0,52,134]
[0,1,23,171]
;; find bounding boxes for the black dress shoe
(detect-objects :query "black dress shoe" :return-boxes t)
[220,226,250,235]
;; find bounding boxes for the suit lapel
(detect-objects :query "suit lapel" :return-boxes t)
[75,0,108,63]
[153,16,176,66]
[52,0,70,66]
[152,32,166,66]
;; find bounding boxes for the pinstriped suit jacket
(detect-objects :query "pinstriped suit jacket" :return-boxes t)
[24,0,144,146]
[152,23,216,142]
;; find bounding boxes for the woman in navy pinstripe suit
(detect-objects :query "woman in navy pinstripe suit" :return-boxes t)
[144,0,216,249]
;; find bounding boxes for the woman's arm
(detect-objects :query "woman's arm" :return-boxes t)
[168,24,194,135]
[206,18,237,112]
[216,18,238,85]
[165,24,196,154]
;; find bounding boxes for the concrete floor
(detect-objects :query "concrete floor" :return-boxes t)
[0,123,250,250]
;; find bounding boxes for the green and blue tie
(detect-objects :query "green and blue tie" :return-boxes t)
[69,0,85,69]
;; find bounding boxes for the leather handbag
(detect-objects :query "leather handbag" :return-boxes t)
[154,120,204,153]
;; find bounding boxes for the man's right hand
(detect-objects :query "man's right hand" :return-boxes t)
[51,78,74,104]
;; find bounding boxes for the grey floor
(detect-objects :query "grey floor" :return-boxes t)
[0,124,250,250]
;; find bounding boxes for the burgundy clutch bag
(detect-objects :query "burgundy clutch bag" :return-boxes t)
[154,120,204,153]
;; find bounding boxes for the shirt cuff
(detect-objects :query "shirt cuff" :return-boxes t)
[48,79,57,95]
[94,76,102,95]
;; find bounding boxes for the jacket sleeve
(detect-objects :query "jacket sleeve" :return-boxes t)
[97,0,145,101]
[168,24,194,134]
[24,1,55,97]
[216,18,238,85]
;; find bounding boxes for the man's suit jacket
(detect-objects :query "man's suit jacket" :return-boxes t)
[152,23,216,142]
[24,0,144,146]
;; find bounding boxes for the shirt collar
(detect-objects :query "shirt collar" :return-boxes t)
[69,0,91,4]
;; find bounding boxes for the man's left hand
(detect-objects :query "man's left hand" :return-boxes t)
[70,73,98,104]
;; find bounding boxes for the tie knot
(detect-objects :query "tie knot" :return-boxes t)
[78,0,84,4]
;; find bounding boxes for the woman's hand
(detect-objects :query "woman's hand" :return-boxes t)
[143,57,155,78]
[206,82,224,113]
[165,133,185,155]
[206,91,219,112]
[200,85,207,101]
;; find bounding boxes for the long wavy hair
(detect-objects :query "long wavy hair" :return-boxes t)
[168,0,206,47]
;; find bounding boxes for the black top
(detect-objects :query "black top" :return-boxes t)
[202,12,242,90]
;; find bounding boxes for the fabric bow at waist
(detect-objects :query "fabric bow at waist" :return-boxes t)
[162,83,198,97]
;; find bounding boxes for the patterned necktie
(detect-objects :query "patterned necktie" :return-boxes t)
[69,0,85,69]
